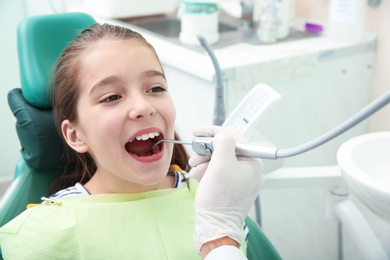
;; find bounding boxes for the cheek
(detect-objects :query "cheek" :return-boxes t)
[77,105,122,142]
[164,99,176,127]
[170,102,176,123]
[95,116,123,137]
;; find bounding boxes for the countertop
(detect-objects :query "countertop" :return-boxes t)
[96,16,377,83]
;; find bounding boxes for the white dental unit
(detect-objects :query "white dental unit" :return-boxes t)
[24,0,384,259]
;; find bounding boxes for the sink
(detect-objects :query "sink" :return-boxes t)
[337,132,390,224]
[119,12,318,49]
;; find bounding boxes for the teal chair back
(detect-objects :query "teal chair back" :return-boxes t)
[0,13,96,257]
[0,12,280,260]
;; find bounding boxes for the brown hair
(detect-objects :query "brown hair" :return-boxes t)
[51,23,189,192]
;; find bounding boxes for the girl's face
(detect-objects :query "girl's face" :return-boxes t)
[61,40,176,193]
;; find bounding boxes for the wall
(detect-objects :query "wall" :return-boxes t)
[295,0,390,132]
[366,0,390,131]
[295,1,390,259]
[0,0,26,179]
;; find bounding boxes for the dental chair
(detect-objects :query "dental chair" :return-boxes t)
[0,12,280,260]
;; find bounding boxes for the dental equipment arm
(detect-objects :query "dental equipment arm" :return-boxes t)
[197,35,225,126]
[188,89,390,159]
[195,35,390,159]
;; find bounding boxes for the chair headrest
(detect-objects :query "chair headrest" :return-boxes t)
[17,12,96,108]
[8,89,66,170]
[10,13,96,170]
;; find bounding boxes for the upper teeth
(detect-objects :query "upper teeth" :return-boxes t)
[134,132,160,141]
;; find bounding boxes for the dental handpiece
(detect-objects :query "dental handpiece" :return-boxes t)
[158,87,390,159]
[154,137,279,159]
[191,137,279,159]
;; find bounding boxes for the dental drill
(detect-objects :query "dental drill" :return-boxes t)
[154,88,390,159]
[155,88,390,160]
[181,36,390,159]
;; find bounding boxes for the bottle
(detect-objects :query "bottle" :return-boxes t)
[257,0,278,44]
[328,0,366,42]
[179,0,219,46]
[276,0,292,40]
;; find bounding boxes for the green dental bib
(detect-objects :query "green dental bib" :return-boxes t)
[1,180,203,259]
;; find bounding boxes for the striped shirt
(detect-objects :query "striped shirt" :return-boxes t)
[49,170,189,200]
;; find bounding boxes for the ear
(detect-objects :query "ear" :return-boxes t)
[61,119,89,153]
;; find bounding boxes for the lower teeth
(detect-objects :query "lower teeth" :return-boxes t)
[132,145,161,157]
[152,145,160,154]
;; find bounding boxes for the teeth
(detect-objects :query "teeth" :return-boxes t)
[133,132,160,141]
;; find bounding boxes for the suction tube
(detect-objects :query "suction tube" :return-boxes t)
[229,90,390,159]
[196,35,390,160]
[197,35,226,126]
[275,90,390,159]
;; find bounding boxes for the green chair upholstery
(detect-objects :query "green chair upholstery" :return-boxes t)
[0,12,96,258]
[18,12,96,109]
[245,217,281,260]
[0,12,281,260]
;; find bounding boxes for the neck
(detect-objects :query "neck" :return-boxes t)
[84,171,175,194]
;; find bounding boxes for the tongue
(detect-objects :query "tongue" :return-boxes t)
[125,139,154,156]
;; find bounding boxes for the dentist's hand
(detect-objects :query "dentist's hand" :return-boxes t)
[189,126,264,256]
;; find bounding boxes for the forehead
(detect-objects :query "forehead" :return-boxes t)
[78,39,163,86]
[83,39,159,64]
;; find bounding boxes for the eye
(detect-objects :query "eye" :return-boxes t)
[147,86,166,93]
[100,94,122,103]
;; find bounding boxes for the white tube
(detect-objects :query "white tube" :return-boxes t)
[198,89,390,159]
[276,89,390,159]
[334,200,388,260]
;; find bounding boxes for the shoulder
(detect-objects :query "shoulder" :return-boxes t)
[49,183,90,200]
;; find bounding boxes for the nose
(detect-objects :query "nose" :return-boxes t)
[128,94,156,120]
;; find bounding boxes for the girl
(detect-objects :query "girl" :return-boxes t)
[0,23,263,259]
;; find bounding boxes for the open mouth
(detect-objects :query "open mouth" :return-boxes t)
[125,131,163,157]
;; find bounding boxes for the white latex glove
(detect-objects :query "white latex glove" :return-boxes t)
[190,126,264,251]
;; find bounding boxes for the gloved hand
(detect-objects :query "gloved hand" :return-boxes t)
[189,126,264,251]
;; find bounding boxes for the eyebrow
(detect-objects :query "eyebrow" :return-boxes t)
[142,70,166,80]
[89,70,166,96]
[89,75,122,96]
